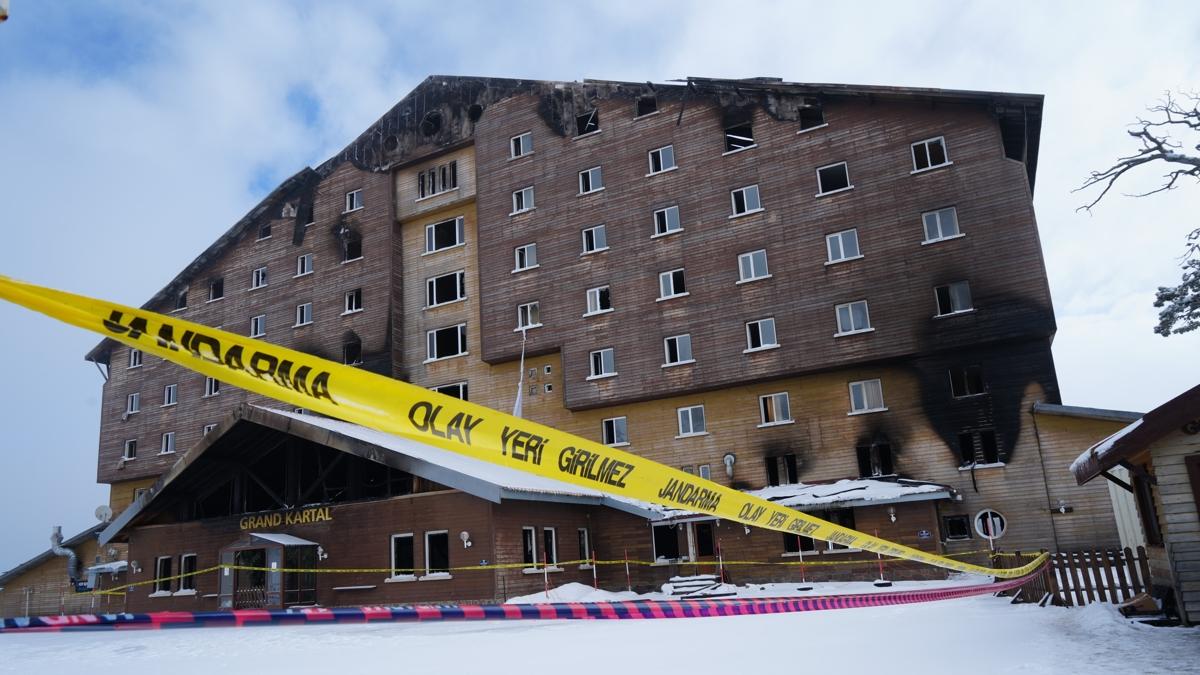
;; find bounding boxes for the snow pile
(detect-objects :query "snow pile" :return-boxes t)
[505,582,642,604]
[748,477,951,509]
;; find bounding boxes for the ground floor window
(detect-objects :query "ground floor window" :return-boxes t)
[652,524,681,560]
[578,528,591,563]
[542,527,558,565]
[425,531,449,575]
[694,522,716,557]
[391,533,414,576]
[154,556,173,593]
[792,509,857,552]
[974,509,1007,540]
[522,527,537,566]
[179,554,197,591]
[942,515,972,540]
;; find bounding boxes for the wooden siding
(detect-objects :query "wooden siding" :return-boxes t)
[1148,430,1200,623]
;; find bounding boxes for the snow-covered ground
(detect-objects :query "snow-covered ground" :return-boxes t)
[506,576,992,603]
[2,594,1195,674]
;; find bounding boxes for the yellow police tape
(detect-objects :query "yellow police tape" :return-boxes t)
[0,275,1047,580]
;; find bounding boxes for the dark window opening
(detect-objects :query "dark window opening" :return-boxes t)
[766,454,799,486]
[1132,468,1163,546]
[427,272,465,306]
[979,430,1000,464]
[342,336,362,365]
[957,432,976,466]
[694,522,715,557]
[342,231,362,262]
[179,554,197,591]
[542,529,557,565]
[949,365,985,397]
[942,515,971,540]
[174,291,187,310]
[724,123,755,152]
[935,281,973,315]
[392,535,414,575]
[783,532,801,554]
[426,532,450,574]
[636,96,657,117]
[576,109,599,136]
[817,163,850,193]
[827,509,856,549]
[652,524,680,560]
[522,527,536,565]
[429,325,467,360]
[258,222,271,239]
[427,218,463,252]
[433,382,468,401]
[856,443,894,478]
[209,278,224,302]
[799,105,825,130]
[154,557,172,593]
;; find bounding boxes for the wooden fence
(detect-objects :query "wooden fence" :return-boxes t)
[995,547,1153,607]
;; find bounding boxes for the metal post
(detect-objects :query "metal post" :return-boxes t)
[717,539,725,584]
[591,551,598,589]
[796,535,807,584]
[543,551,549,599]
[624,548,631,593]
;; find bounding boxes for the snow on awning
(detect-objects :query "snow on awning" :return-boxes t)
[86,560,128,574]
[250,533,319,547]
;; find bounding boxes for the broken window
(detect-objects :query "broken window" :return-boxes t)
[154,556,173,593]
[766,454,799,487]
[342,231,362,262]
[724,122,755,152]
[816,162,851,195]
[582,224,607,253]
[342,334,362,365]
[417,161,458,199]
[695,522,716,557]
[827,509,856,549]
[512,186,535,213]
[203,423,217,435]
[344,288,363,314]
[959,429,1002,465]
[432,382,468,400]
[934,281,973,316]
[424,531,450,575]
[426,271,466,307]
[759,392,792,425]
[251,266,268,289]
[664,334,693,366]
[174,291,187,311]
[942,515,971,540]
[636,96,657,117]
[513,243,537,271]
[578,166,604,194]
[922,207,961,243]
[653,205,682,236]
[911,137,950,172]
[575,109,600,136]
[602,417,628,445]
[258,222,272,240]
[425,217,465,253]
[589,348,616,378]
[658,268,687,299]
[510,132,533,158]
[652,524,681,560]
[426,324,467,361]
[856,443,895,477]
[586,286,611,315]
[208,278,224,302]
[730,184,762,216]
[949,365,985,398]
[578,528,591,562]
[516,301,540,329]
[957,432,976,467]
[522,527,537,566]
[848,379,885,413]
[745,317,777,351]
[799,104,825,131]
[648,145,676,174]
[391,534,414,576]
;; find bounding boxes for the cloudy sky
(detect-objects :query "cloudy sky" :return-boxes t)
[0,1,1197,572]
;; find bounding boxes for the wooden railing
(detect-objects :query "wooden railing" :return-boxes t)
[995,547,1152,607]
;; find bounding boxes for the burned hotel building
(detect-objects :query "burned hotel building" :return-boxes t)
[67,76,1124,611]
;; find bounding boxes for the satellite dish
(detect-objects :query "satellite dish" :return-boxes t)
[95,505,113,523]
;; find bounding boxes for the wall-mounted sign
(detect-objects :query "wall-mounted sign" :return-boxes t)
[917,529,932,540]
[238,506,332,530]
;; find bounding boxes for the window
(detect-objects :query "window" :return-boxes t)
[766,454,799,487]
[204,377,220,397]
[542,528,558,565]
[203,424,217,435]
[126,392,140,414]
[391,534,414,576]
[344,189,363,212]
[578,166,604,194]
[516,302,541,330]
[957,430,1001,466]
[128,348,142,369]
[588,348,616,379]
[586,286,612,315]
[974,510,1006,540]
[513,243,538,272]
[342,231,363,262]
[250,314,266,338]
[425,217,465,253]
[698,464,711,481]
[658,268,687,300]
[738,249,769,282]
[295,253,313,277]
[856,443,895,477]
[179,554,197,591]
[835,301,872,335]
[799,104,825,131]
[652,524,681,560]
[816,162,851,195]
[426,271,466,307]
[522,527,537,566]
[745,317,778,351]
[648,145,676,174]
[730,185,762,216]
[934,281,973,316]
[417,161,458,199]
[677,405,706,437]
[174,291,187,311]
[426,324,467,361]
[342,335,362,365]
[154,556,173,594]
[251,266,268,289]
[848,379,886,414]
[162,384,177,407]
[424,531,450,575]
[511,186,535,214]
[826,229,861,263]
[575,109,599,136]
[160,432,175,455]
[602,417,628,446]
[510,132,533,158]
[978,430,1000,464]
[663,334,694,366]
[759,392,792,426]
[578,528,591,563]
[922,207,961,243]
[344,288,363,314]
[912,137,950,172]
[942,515,971,541]
[432,382,468,401]
[795,510,857,552]
[123,439,137,461]
[653,205,682,236]
[208,278,224,302]
[724,122,755,152]
[294,303,313,327]
[582,224,608,254]
[949,365,985,398]
[257,222,272,240]
[635,96,657,117]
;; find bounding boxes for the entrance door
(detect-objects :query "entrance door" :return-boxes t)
[233,548,268,609]
[689,521,719,574]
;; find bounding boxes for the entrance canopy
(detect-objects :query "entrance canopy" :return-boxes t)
[249,533,319,547]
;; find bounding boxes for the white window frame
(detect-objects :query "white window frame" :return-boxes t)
[676,405,707,438]
[178,553,198,592]
[344,288,363,315]
[522,526,538,568]
[663,333,694,367]
[698,464,712,480]
[729,184,763,218]
[652,205,682,238]
[126,392,140,414]
[344,189,363,213]
[921,207,963,244]
[513,243,538,272]
[511,186,535,215]
[825,228,863,264]
[581,224,608,254]
[934,281,974,317]
[153,556,173,594]
[542,527,559,566]
[587,348,616,380]
[250,266,268,290]
[647,144,677,175]
[431,382,468,401]
[974,509,1007,540]
[390,533,415,579]
[250,314,266,338]
[424,217,466,254]
[426,271,466,308]
[127,348,142,369]
[585,286,612,316]
[203,377,220,397]
[208,278,224,302]
[911,136,952,173]
[294,302,313,327]
[423,530,451,578]
[516,301,541,331]
[160,431,176,455]
[758,392,793,427]
[578,528,592,566]
[737,249,770,283]
[162,384,177,407]
[657,268,688,301]
[816,161,853,196]
[202,423,217,435]
[834,300,873,336]
[848,379,887,415]
[602,417,628,447]
[123,439,137,460]
[510,132,533,159]
[425,324,468,362]
[578,166,604,195]
[295,253,313,277]
[744,317,779,353]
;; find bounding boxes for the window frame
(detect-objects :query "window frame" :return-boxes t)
[737,249,770,284]
[511,186,535,215]
[423,530,451,577]
[160,431,176,455]
[921,206,962,245]
[295,253,313,278]
[516,301,542,331]
[581,224,608,255]
[587,347,617,380]
[652,205,682,238]
[602,416,628,446]
[723,122,756,154]
[676,404,707,438]
[848,378,887,415]
[834,300,873,337]
[578,166,604,195]
[758,391,793,427]
[344,288,363,315]
[203,376,220,398]
[128,348,143,369]
[425,270,467,308]
[294,302,313,327]
[816,161,853,196]
[584,286,612,317]
[948,365,986,398]
[250,266,268,290]
[513,243,538,272]
[911,136,951,174]
[521,526,538,567]
[431,382,468,401]
[202,423,217,435]
[126,392,140,414]
[162,383,177,407]
[122,439,137,460]
[974,509,1007,540]
[510,132,533,159]
[744,317,779,353]
[542,527,558,566]
[344,189,363,213]
[647,144,677,175]
[578,528,592,566]
[729,184,763,218]
[424,217,466,255]
[657,268,688,301]
[390,532,416,578]
[934,281,974,317]
[425,324,468,362]
[178,554,198,592]
[825,228,862,264]
[663,333,694,367]
[207,278,224,303]
[153,556,173,594]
